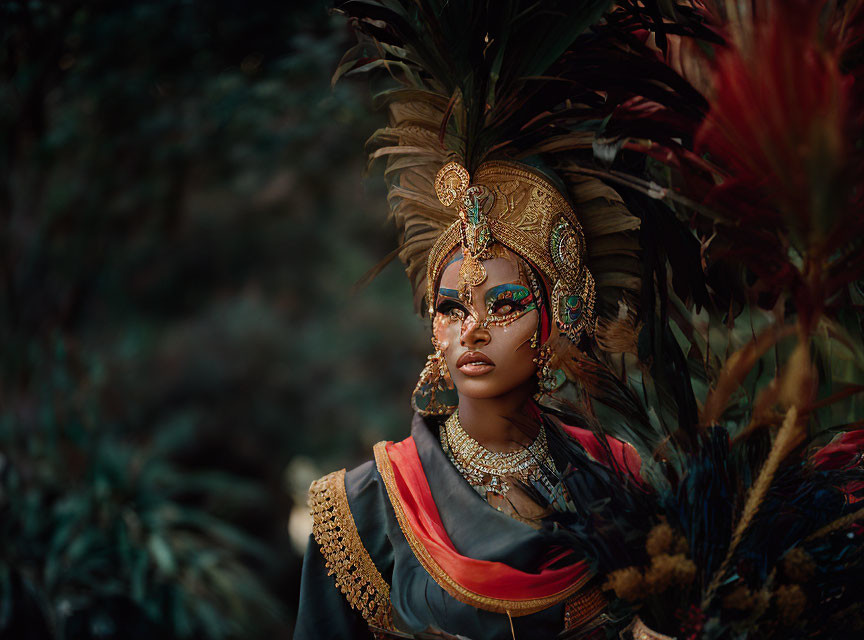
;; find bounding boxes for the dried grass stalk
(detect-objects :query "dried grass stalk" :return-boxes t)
[702,406,801,606]
[700,325,795,427]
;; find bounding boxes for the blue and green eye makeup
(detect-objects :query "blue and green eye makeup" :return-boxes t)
[436,282,537,328]
[483,283,537,326]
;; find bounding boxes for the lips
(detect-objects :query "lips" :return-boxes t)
[456,351,495,376]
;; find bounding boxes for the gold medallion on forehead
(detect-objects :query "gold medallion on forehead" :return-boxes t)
[458,253,487,297]
[435,162,490,298]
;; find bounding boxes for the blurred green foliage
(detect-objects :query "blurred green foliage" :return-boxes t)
[0,1,427,637]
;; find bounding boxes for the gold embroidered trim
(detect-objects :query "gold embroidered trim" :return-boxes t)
[308,469,393,630]
[374,442,589,616]
[563,585,606,630]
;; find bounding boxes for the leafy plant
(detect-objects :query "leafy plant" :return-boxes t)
[0,343,283,640]
[0,0,424,636]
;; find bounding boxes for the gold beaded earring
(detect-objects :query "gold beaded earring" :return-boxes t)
[534,344,566,395]
[411,337,458,416]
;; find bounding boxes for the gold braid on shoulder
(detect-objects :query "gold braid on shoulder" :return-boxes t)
[308,470,393,630]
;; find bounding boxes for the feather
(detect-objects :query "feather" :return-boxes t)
[335,0,712,318]
[702,406,801,606]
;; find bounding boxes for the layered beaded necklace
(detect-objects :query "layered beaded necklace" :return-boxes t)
[440,411,556,499]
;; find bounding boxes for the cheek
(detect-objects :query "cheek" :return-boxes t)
[432,314,459,350]
[491,311,538,355]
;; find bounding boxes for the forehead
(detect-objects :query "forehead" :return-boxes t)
[439,248,524,294]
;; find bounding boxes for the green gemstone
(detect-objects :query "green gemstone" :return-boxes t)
[543,368,566,391]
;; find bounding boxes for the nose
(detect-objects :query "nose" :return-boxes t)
[460,314,490,348]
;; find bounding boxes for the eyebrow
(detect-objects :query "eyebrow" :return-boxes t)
[484,283,531,305]
[437,287,461,301]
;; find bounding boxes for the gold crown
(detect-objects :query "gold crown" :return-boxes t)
[428,160,596,343]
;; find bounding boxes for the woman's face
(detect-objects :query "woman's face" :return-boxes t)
[433,247,540,399]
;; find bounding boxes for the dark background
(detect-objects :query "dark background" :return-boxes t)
[0,1,427,637]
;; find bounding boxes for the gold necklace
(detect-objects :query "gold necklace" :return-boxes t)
[441,411,555,498]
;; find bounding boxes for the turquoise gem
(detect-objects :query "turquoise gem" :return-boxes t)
[543,368,566,391]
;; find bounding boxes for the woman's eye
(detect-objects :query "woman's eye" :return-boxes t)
[436,302,466,322]
[491,301,518,315]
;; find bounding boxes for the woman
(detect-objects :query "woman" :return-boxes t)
[293,1,659,636]
[295,1,864,637]
[294,161,641,639]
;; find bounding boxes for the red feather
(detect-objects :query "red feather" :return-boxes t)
[690,0,864,326]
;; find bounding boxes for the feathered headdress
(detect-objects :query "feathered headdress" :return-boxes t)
[334,0,728,449]
[335,0,644,342]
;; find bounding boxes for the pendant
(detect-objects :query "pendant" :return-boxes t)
[459,252,487,287]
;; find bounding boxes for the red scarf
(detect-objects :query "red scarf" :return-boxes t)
[375,419,640,608]
[384,436,586,602]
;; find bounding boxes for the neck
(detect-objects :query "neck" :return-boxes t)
[455,383,539,452]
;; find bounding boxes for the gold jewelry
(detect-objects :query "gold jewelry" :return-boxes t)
[440,411,555,498]
[534,344,566,395]
[524,262,543,350]
[411,338,458,416]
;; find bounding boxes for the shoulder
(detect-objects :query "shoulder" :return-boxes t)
[309,454,389,516]
[307,454,395,630]
[308,454,395,559]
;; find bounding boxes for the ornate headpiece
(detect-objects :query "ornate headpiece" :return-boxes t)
[336,0,641,353]
[431,160,596,343]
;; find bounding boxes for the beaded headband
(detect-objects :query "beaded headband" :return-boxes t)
[429,160,596,343]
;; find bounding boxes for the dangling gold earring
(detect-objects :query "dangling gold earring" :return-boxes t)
[534,344,565,395]
[530,328,540,349]
[411,337,458,416]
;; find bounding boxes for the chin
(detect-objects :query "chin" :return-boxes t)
[453,375,532,400]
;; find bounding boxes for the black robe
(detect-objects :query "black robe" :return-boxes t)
[295,414,604,640]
